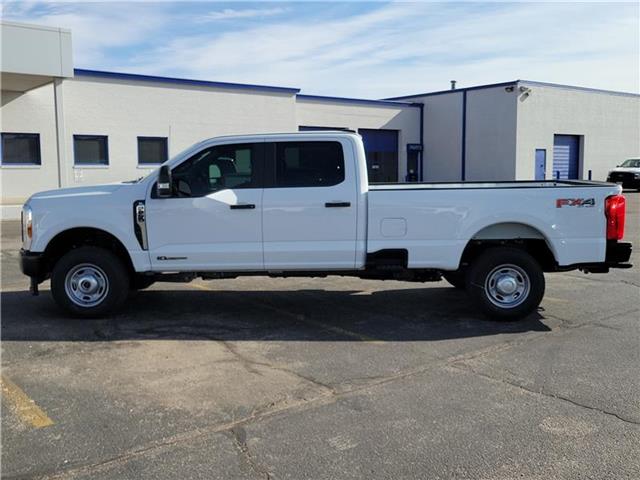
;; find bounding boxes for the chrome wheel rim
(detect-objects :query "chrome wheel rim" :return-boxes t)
[485,264,530,309]
[64,263,109,308]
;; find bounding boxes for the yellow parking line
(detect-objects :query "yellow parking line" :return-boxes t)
[1,375,54,428]
[191,282,385,344]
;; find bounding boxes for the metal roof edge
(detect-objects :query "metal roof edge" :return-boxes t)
[296,93,421,108]
[518,80,640,98]
[383,81,519,100]
[386,80,640,100]
[73,69,301,94]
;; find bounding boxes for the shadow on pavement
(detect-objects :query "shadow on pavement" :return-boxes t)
[1,287,551,343]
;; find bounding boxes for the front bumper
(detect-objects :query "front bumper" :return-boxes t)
[607,174,640,189]
[19,249,47,280]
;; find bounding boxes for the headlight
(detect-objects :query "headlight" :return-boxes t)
[634,173,640,179]
[22,205,33,250]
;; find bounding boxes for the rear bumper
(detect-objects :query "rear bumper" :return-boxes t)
[19,249,47,280]
[606,241,632,264]
[575,241,633,273]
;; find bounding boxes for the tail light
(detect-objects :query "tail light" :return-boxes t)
[605,195,626,240]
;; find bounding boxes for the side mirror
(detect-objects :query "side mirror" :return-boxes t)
[157,165,172,198]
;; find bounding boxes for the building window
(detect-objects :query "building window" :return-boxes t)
[138,136,168,165]
[1,133,41,165]
[73,135,109,166]
[274,141,344,188]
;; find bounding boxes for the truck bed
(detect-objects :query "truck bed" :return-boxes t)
[366,180,622,270]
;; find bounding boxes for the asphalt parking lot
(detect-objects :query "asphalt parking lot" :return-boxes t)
[1,193,639,480]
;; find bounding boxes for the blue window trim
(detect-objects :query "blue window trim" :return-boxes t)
[74,69,301,95]
[73,134,109,166]
[137,136,168,165]
[0,132,42,166]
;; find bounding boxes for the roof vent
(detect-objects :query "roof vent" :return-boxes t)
[450,80,457,90]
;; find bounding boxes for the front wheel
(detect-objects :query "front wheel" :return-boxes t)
[466,247,545,321]
[51,246,130,317]
[443,270,466,289]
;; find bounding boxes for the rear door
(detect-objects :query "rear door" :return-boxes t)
[262,139,358,270]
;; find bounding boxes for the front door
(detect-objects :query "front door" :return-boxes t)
[146,142,264,271]
[262,140,358,270]
[535,149,546,180]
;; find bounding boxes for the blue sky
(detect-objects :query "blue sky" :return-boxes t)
[2,1,638,98]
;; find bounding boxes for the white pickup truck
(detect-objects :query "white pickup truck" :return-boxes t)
[20,132,632,320]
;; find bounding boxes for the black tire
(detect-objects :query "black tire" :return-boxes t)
[466,247,545,321]
[131,275,155,291]
[51,246,130,317]
[443,270,466,289]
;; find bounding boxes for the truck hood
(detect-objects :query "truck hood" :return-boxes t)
[609,167,640,174]
[28,184,125,203]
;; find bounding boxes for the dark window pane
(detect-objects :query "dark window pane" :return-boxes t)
[74,135,108,165]
[170,143,258,197]
[138,137,168,164]
[1,133,41,165]
[274,141,344,187]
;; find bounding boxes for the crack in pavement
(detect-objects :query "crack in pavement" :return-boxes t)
[220,340,336,395]
[8,297,638,479]
[449,363,640,426]
[27,359,454,480]
[227,426,273,480]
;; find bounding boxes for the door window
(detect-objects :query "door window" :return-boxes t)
[170,143,260,197]
[273,141,344,188]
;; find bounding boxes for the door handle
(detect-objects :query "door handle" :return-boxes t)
[325,202,351,208]
[230,204,256,210]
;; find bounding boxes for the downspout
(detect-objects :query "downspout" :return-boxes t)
[53,78,66,188]
[412,102,425,182]
[461,90,467,181]
[419,102,424,181]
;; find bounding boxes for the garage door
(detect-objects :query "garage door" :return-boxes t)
[358,129,399,183]
[553,135,580,180]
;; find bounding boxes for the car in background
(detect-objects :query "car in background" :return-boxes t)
[607,158,640,190]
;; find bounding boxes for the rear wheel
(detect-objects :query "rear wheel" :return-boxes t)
[466,247,545,321]
[51,246,130,317]
[443,270,466,289]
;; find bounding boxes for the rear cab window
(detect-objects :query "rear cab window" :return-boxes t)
[270,141,345,188]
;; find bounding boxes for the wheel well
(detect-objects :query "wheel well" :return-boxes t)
[459,238,557,272]
[44,228,135,276]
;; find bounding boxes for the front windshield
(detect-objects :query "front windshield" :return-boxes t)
[621,159,640,168]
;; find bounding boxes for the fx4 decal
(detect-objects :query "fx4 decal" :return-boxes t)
[556,198,595,208]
